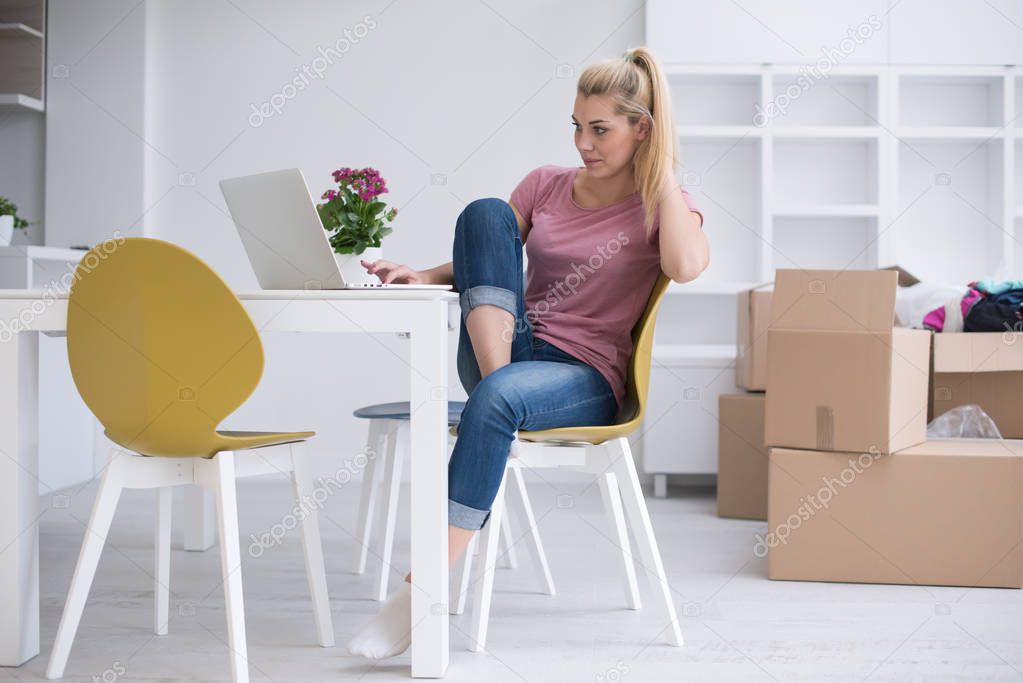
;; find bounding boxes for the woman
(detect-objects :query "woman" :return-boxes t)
[348,46,707,659]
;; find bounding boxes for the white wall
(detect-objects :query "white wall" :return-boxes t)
[43,0,648,480]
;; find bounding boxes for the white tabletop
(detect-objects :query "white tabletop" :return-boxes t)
[0,288,459,301]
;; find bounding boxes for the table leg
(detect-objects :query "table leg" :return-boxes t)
[0,331,40,665]
[409,300,449,678]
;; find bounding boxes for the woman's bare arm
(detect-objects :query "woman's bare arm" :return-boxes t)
[421,261,454,286]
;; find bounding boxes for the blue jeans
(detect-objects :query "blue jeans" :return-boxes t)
[448,198,618,531]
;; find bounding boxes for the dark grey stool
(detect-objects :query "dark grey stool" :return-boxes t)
[351,399,555,608]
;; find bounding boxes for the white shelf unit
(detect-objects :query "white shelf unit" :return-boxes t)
[0,1,45,112]
[645,62,1023,477]
[665,62,1023,297]
[666,62,1018,286]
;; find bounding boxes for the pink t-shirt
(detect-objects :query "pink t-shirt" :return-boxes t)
[509,165,703,409]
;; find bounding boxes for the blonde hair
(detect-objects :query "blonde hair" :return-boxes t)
[576,46,677,240]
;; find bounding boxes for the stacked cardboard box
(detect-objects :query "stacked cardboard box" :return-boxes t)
[717,283,772,520]
[763,268,1023,589]
[719,267,923,521]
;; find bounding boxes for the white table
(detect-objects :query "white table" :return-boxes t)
[0,288,457,678]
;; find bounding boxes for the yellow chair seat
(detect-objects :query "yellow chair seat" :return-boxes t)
[103,428,317,456]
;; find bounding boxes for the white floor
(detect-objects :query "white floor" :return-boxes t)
[14,472,1023,682]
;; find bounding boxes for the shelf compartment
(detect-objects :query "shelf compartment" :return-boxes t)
[773,139,878,206]
[0,5,43,102]
[1016,77,1022,128]
[678,138,761,284]
[1017,218,1023,275]
[1016,141,1023,213]
[671,73,760,127]
[772,216,876,271]
[654,295,739,346]
[899,75,1004,128]
[0,2,45,33]
[771,74,878,127]
[896,140,1004,284]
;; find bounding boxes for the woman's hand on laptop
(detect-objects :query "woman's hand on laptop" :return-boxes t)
[361,259,427,285]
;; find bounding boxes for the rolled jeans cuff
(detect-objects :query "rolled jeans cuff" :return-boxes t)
[448,498,491,531]
[459,285,517,322]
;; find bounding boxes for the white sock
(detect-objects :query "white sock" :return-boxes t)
[347,581,413,659]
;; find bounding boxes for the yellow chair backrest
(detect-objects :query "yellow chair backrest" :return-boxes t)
[519,272,672,444]
[66,237,265,457]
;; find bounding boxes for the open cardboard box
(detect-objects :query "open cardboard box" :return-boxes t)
[764,268,931,454]
[931,331,1023,438]
[735,266,917,392]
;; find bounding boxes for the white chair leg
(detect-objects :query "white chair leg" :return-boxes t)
[469,476,506,652]
[498,505,518,569]
[374,421,404,601]
[205,452,250,683]
[598,472,641,610]
[354,420,386,574]
[289,441,335,647]
[46,451,126,679]
[183,485,216,551]
[155,486,172,635]
[609,439,682,647]
[451,533,477,615]
[509,466,555,596]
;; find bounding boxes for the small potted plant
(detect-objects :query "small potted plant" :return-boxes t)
[0,196,30,247]
[316,167,398,284]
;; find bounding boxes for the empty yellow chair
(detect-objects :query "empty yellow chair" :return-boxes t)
[47,237,333,683]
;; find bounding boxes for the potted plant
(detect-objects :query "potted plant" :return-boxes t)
[316,167,398,284]
[0,197,30,247]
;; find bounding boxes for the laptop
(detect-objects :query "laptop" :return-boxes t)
[218,168,452,290]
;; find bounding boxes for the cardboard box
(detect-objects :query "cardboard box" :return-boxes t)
[764,269,931,454]
[736,283,773,391]
[931,332,1023,438]
[738,268,912,393]
[717,393,768,520]
[766,439,1023,588]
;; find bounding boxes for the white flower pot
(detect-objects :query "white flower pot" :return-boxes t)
[335,246,383,285]
[0,215,13,247]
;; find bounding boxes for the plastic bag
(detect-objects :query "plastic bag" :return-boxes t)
[926,404,1002,439]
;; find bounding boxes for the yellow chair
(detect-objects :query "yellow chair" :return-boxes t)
[47,238,333,683]
[460,272,683,651]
